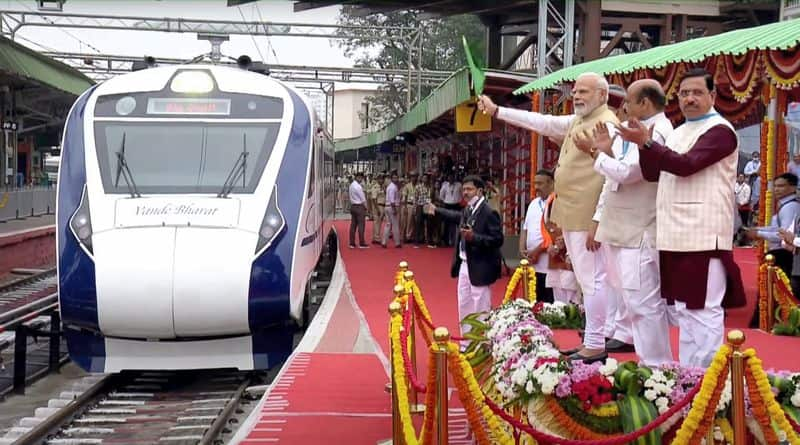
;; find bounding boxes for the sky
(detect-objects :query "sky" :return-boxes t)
[7,0,358,68]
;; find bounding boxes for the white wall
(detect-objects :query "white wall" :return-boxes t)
[333,88,376,140]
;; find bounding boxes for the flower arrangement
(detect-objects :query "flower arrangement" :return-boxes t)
[532,301,585,329]
[468,300,800,444]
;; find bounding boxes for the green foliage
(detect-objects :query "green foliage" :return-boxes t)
[618,396,662,445]
[558,397,624,434]
[335,7,485,128]
[772,306,800,336]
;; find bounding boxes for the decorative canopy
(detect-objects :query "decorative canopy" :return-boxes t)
[514,18,800,95]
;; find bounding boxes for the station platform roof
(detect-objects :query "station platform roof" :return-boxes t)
[334,67,535,153]
[0,35,93,97]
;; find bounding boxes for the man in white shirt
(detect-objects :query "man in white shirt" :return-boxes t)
[743,152,760,185]
[382,172,402,248]
[348,172,369,249]
[439,174,462,247]
[788,152,800,183]
[575,79,674,366]
[734,173,751,229]
[520,170,555,303]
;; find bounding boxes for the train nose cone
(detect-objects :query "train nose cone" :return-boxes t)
[172,227,255,337]
[94,227,178,338]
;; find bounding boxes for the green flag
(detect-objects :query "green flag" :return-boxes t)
[462,35,485,96]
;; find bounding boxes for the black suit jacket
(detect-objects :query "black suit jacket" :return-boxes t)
[436,200,504,287]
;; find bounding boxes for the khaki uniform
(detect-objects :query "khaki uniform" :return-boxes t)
[372,182,387,242]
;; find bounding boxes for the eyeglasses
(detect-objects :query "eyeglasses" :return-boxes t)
[677,89,710,98]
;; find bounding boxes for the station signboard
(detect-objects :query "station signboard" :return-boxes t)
[455,99,491,133]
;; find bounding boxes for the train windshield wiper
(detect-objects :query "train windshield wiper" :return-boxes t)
[114,133,142,198]
[217,134,248,198]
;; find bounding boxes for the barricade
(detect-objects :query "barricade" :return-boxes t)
[385,260,800,445]
[0,188,56,223]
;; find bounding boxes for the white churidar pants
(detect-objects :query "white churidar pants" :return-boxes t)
[675,258,726,367]
[457,261,492,343]
[563,230,608,350]
[545,270,580,304]
[604,242,673,366]
[382,206,401,247]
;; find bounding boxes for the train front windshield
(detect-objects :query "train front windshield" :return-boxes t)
[94,122,280,194]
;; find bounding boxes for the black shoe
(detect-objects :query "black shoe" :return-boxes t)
[605,339,635,353]
[559,347,581,356]
[568,351,609,364]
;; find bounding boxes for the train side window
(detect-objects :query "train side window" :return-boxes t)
[307,138,317,199]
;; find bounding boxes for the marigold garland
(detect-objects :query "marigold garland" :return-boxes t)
[745,349,800,444]
[759,263,770,330]
[772,267,800,321]
[672,344,732,445]
[502,264,537,304]
[588,402,620,418]
[545,397,615,440]
[446,342,515,445]
[389,311,427,445]
[745,363,780,445]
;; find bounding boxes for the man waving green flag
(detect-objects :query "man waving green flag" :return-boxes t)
[462,35,485,96]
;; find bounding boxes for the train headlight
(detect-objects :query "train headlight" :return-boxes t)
[170,71,214,94]
[69,186,94,254]
[255,186,286,254]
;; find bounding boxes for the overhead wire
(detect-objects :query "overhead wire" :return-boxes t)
[254,3,279,64]
[14,0,103,54]
[237,5,265,63]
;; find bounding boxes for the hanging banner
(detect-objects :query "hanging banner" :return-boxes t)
[455,99,492,133]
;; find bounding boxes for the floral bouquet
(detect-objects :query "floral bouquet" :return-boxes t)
[532,301,585,329]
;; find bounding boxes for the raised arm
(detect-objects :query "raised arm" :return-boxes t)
[638,125,737,178]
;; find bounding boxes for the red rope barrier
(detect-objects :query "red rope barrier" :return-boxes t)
[787,411,800,434]
[400,306,427,394]
[412,303,466,342]
[484,379,702,445]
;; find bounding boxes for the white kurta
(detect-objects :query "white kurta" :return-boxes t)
[592,113,674,366]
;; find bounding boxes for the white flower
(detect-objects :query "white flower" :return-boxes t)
[655,397,669,414]
[526,380,535,394]
[791,391,800,408]
[599,358,618,376]
[644,389,657,401]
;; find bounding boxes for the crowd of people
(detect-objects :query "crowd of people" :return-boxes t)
[476,67,746,368]
[343,169,502,250]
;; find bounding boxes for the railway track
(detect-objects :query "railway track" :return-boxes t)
[0,269,58,325]
[0,268,65,397]
[8,369,262,444]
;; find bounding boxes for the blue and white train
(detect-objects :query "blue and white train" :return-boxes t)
[56,65,335,372]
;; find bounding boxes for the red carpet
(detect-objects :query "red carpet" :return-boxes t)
[336,221,800,372]
[239,353,391,444]
[237,221,799,444]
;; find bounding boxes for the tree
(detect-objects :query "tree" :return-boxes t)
[335,8,485,130]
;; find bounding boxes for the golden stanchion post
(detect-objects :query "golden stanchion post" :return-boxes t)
[434,327,450,445]
[398,261,409,284]
[385,285,406,395]
[520,259,529,301]
[728,330,747,444]
[378,301,405,445]
[765,254,776,332]
[404,271,425,414]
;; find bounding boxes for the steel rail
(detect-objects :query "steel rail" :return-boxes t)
[200,375,253,445]
[10,373,118,445]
